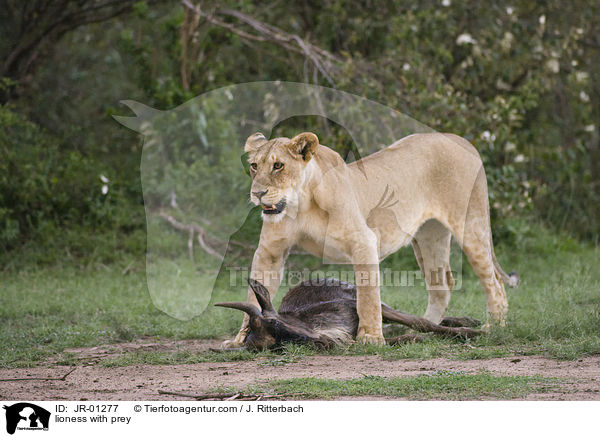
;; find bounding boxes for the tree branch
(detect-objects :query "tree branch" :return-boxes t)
[157,211,225,262]
[180,0,341,87]
[1,0,166,101]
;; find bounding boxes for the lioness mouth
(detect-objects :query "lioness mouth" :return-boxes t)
[261,199,286,214]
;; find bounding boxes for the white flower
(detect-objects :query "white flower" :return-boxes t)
[579,91,590,102]
[402,63,411,71]
[496,78,511,90]
[546,59,559,73]
[481,130,491,140]
[501,32,514,51]
[505,142,517,152]
[539,15,546,25]
[442,0,451,6]
[506,6,514,15]
[576,71,589,82]
[584,124,595,132]
[100,174,109,195]
[456,33,476,45]
[460,57,474,68]
[514,154,525,163]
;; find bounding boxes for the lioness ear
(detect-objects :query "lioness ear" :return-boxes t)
[245,132,267,153]
[289,132,319,161]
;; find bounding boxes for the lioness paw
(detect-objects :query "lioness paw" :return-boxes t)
[356,331,386,345]
[221,338,245,349]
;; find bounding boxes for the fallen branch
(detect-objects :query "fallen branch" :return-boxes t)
[158,391,233,400]
[157,390,291,400]
[181,0,341,86]
[156,210,306,263]
[0,367,76,382]
[157,211,224,262]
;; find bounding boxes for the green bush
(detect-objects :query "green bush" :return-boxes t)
[0,104,145,264]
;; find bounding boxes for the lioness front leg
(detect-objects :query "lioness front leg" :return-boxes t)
[222,244,288,348]
[355,264,384,344]
[352,238,384,345]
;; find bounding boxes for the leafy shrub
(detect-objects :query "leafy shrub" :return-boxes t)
[0,104,145,263]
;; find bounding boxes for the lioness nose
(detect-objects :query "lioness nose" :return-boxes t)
[253,189,268,200]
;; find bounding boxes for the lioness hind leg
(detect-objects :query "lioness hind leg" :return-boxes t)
[414,220,453,324]
[454,167,508,328]
[461,229,508,328]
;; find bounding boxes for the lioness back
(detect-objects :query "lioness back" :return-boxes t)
[347,133,484,219]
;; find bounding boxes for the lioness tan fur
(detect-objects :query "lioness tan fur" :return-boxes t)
[224,132,518,346]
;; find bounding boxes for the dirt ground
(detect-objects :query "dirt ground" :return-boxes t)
[1,339,599,401]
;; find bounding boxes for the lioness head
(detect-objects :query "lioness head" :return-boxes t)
[244,132,318,222]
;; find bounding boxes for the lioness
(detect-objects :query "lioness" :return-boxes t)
[224,132,519,347]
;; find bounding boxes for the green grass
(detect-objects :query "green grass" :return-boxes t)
[98,343,316,367]
[0,224,598,367]
[99,349,273,367]
[240,372,560,400]
[0,264,244,367]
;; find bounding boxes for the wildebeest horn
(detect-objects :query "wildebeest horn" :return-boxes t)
[248,279,275,314]
[214,302,262,318]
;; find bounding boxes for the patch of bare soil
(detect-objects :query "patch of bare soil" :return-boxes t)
[58,337,225,365]
[0,339,598,401]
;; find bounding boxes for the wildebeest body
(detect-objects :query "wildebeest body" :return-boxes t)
[216,278,481,350]
[278,279,359,333]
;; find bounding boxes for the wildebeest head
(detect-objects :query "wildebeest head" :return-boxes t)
[215,279,325,350]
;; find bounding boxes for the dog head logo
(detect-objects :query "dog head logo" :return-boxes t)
[3,403,50,435]
[113,81,434,320]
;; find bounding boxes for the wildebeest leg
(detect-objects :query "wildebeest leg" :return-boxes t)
[381,304,481,339]
[386,334,425,344]
[440,316,481,328]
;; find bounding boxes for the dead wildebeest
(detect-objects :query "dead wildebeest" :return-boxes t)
[216,278,482,350]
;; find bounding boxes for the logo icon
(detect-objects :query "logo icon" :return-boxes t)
[3,403,50,435]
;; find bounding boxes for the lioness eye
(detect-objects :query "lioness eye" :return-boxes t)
[250,163,257,171]
[273,162,284,171]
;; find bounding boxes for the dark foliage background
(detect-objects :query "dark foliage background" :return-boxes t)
[1,0,599,268]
